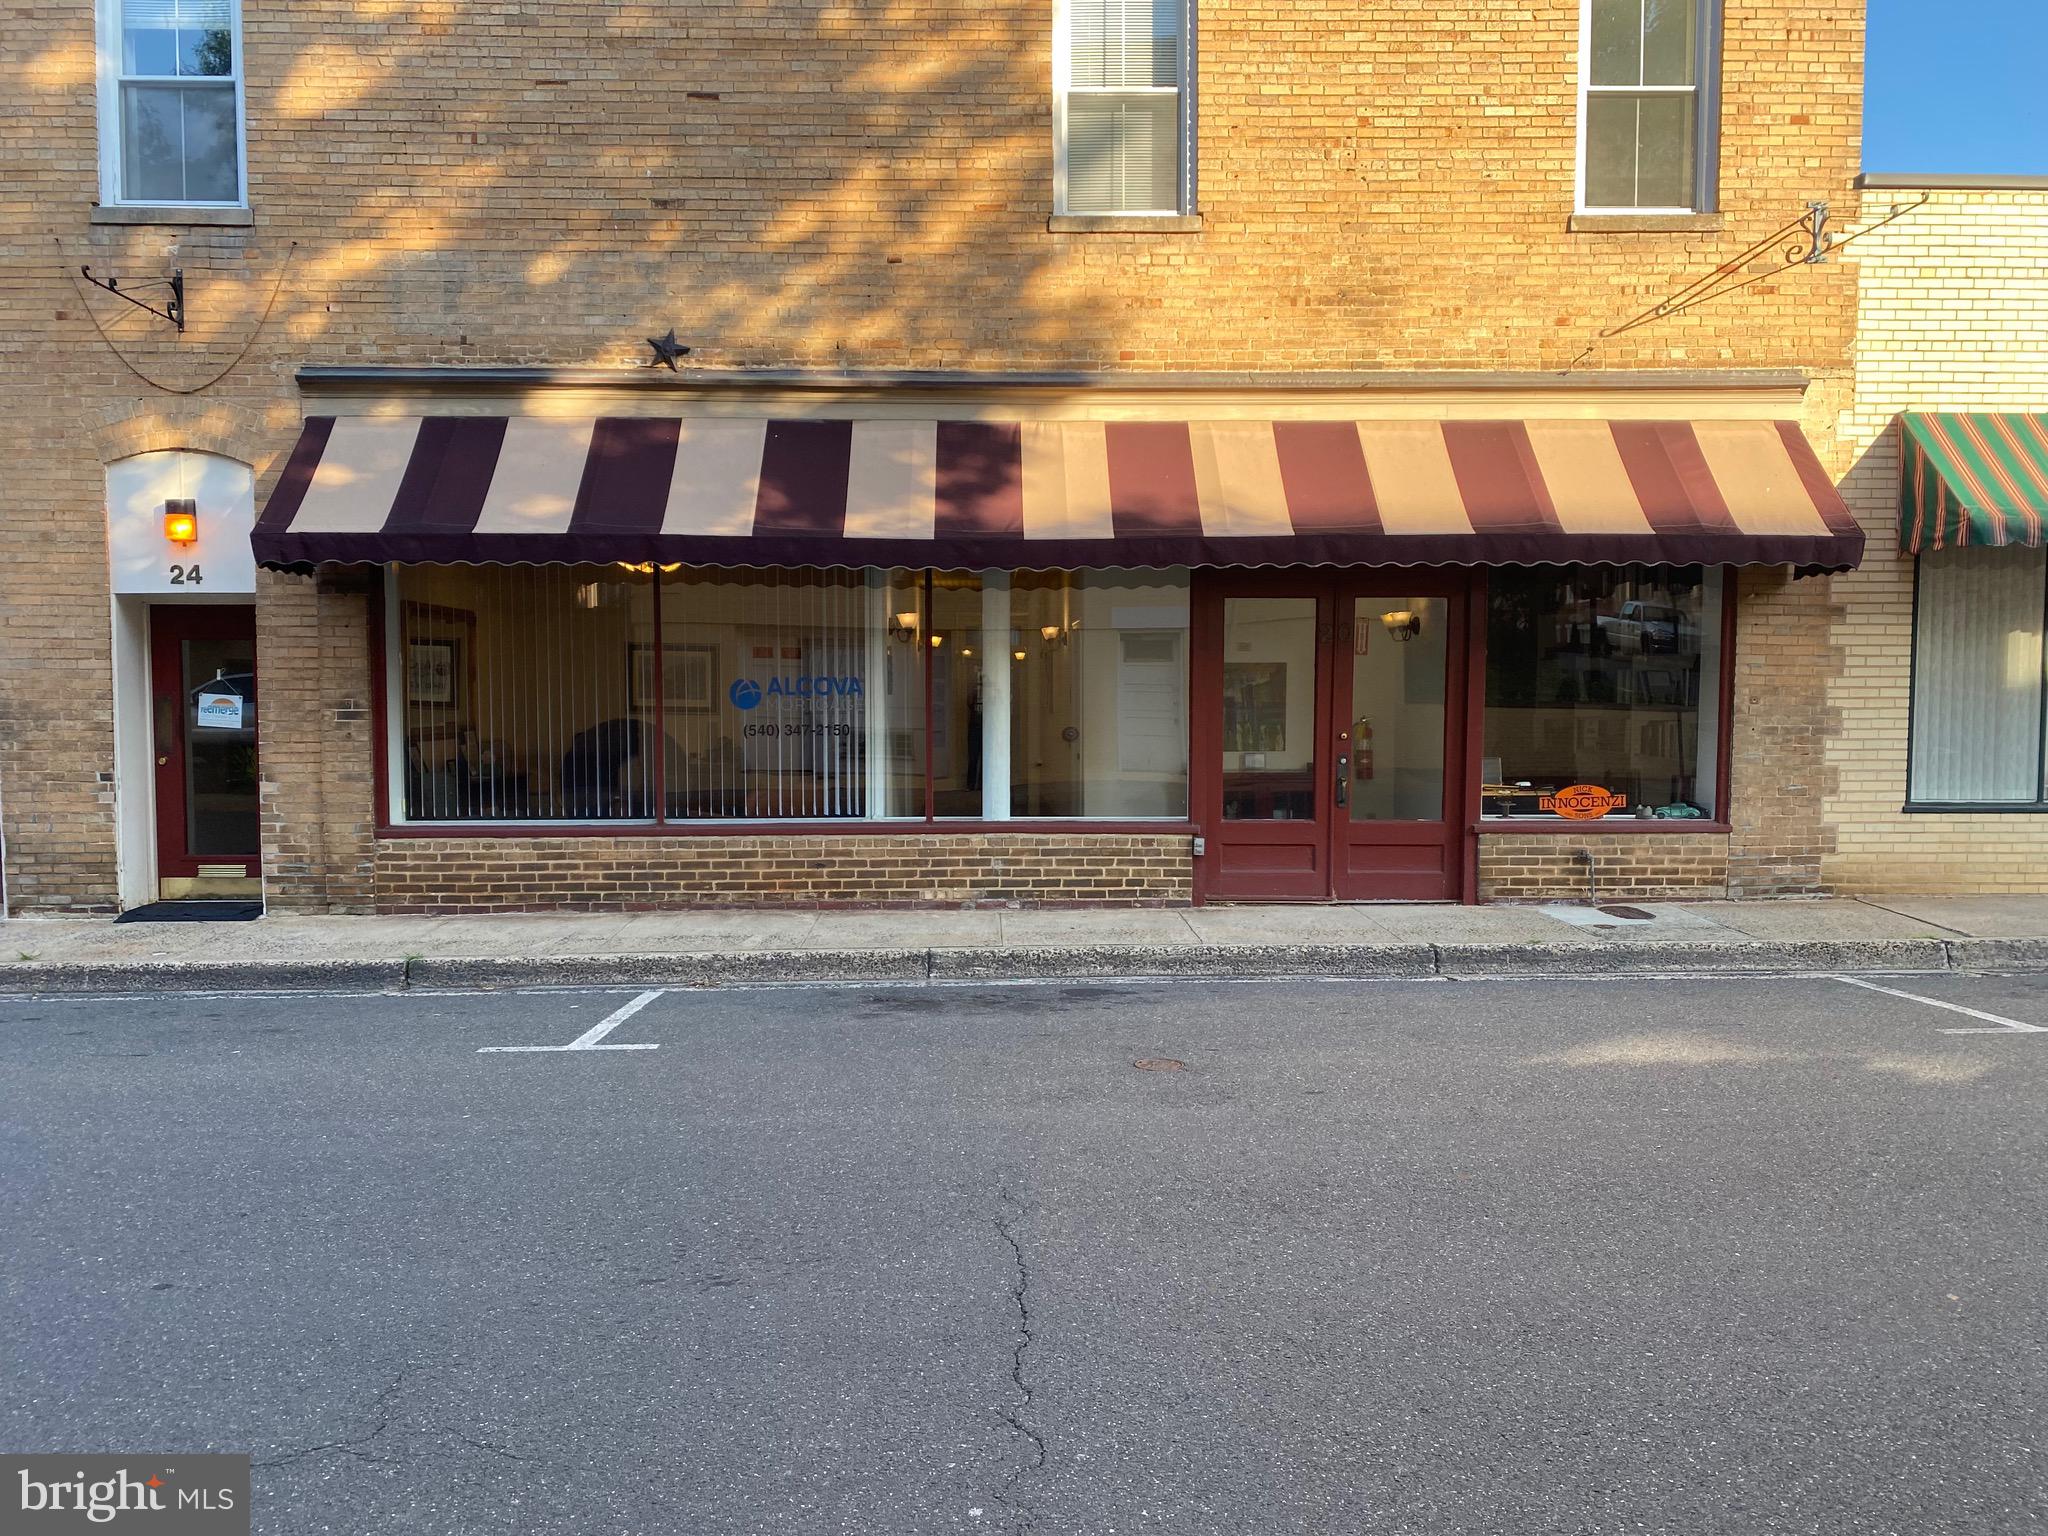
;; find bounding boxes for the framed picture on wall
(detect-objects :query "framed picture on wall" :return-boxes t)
[630,643,716,712]
[400,601,477,717]
[406,639,459,707]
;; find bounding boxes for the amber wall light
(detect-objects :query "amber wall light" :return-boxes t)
[164,498,199,546]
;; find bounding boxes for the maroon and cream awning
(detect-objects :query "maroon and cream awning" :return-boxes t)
[252,415,1864,572]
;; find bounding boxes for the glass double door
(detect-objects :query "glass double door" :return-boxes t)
[1195,574,1467,902]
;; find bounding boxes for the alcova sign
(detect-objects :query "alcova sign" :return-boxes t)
[729,675,864,711]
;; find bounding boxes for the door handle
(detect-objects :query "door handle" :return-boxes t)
[1334,754,1349,808]
[154,694,175,766]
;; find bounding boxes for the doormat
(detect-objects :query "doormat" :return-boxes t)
[114,901,263,924]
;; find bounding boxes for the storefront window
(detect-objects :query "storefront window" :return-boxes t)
[1908,547,2048,806]
[926,569,1191,818]
[388,565,1187,824]
[929,573,989,818]
[1482,566,1723,820]
[395,564,656,821]
[658,567,926,819]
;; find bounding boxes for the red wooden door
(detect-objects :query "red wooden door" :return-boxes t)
[1328,574,1468,902]
[1193,573,1466,903]
[150,605,260,886]
[1194,577,1335,900]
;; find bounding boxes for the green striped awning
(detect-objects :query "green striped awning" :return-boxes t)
[1899,412,2048,552]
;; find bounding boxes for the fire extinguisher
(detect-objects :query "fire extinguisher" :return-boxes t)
[1354,718,1374,780]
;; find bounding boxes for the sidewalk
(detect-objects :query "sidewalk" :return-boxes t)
[5,896,2048,993]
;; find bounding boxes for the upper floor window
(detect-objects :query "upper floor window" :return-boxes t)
[97,0,245,206]
[1055,0,1191,216]
[1578,0,1718,212]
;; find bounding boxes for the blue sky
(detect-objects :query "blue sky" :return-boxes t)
[1864,0,2048,174]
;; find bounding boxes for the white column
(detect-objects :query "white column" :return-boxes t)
[383,565,408,824]
[980,572,1012,820]
[865,571,892,818]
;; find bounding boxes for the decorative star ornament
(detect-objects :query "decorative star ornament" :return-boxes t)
[645,329,690,371]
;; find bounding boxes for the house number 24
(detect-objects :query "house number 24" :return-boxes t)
[169,564,204,585]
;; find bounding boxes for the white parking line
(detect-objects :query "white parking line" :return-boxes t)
[1832,975,2048,1034]
[478,989,665,1053]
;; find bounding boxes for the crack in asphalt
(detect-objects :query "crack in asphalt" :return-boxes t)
[252,1420,398,1471]
[993,1188,1046,1534]
[426,1427,543,1464]
[253,1363,547,1472]
[253,1365,414,1470]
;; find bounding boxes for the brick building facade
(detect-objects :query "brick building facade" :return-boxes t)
[2,1,1887,915]
[1822,178,2048,894]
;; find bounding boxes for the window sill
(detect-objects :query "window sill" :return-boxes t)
[1046,213,1204,234]
[1901,802,2048,815]
[1567,212,1724,234]
[91,204,253,228]
[377,819,1197,839]
[1476,819,1731,835]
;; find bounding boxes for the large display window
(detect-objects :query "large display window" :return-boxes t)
[1481,566,1725,821]
[1907,546,2048,808]
[385,564,1187,826]
[927,570,1190,819]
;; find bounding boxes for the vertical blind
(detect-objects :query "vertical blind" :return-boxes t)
[1064,0,1183,214]
[399,565,657,821]
[660,567,881,820]
[1910,547,2048,802]
[394,565,932,823]
[390,565,1202,825]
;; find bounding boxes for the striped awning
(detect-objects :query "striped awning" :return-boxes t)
[252,415,1865,572]
[1898,412,2048,553]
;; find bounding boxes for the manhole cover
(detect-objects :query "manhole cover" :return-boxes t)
[1132,1058,1187,1072]
[1597,904,1656,921]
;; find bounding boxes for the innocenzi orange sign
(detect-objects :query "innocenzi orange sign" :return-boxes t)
[1539,784,1628,820]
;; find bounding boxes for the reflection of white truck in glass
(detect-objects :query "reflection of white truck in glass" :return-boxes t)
[1597,600,1686,653]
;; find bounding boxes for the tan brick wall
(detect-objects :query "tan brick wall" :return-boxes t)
[1,0,1866,911]
[1822,188,2048,894]
[375,833,1192,913]
[1478,832,1732,902]
[255,568,378,913]
[1726,555,1845,897]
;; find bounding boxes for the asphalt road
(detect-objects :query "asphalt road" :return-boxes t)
[3,972,2045,1535]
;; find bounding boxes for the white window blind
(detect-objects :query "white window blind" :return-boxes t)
[1909,547,2048,804]
[1059,0,1186,215]
[1069,0,1179,88]
[121,0,230,31]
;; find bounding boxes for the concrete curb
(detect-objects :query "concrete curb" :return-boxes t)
[3,934,2046,995]
[0,957,408,994]
[406,948,929,990]
[929,943,1439,980]
[1435,937,1955,977]
[1943,936,2048,973]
